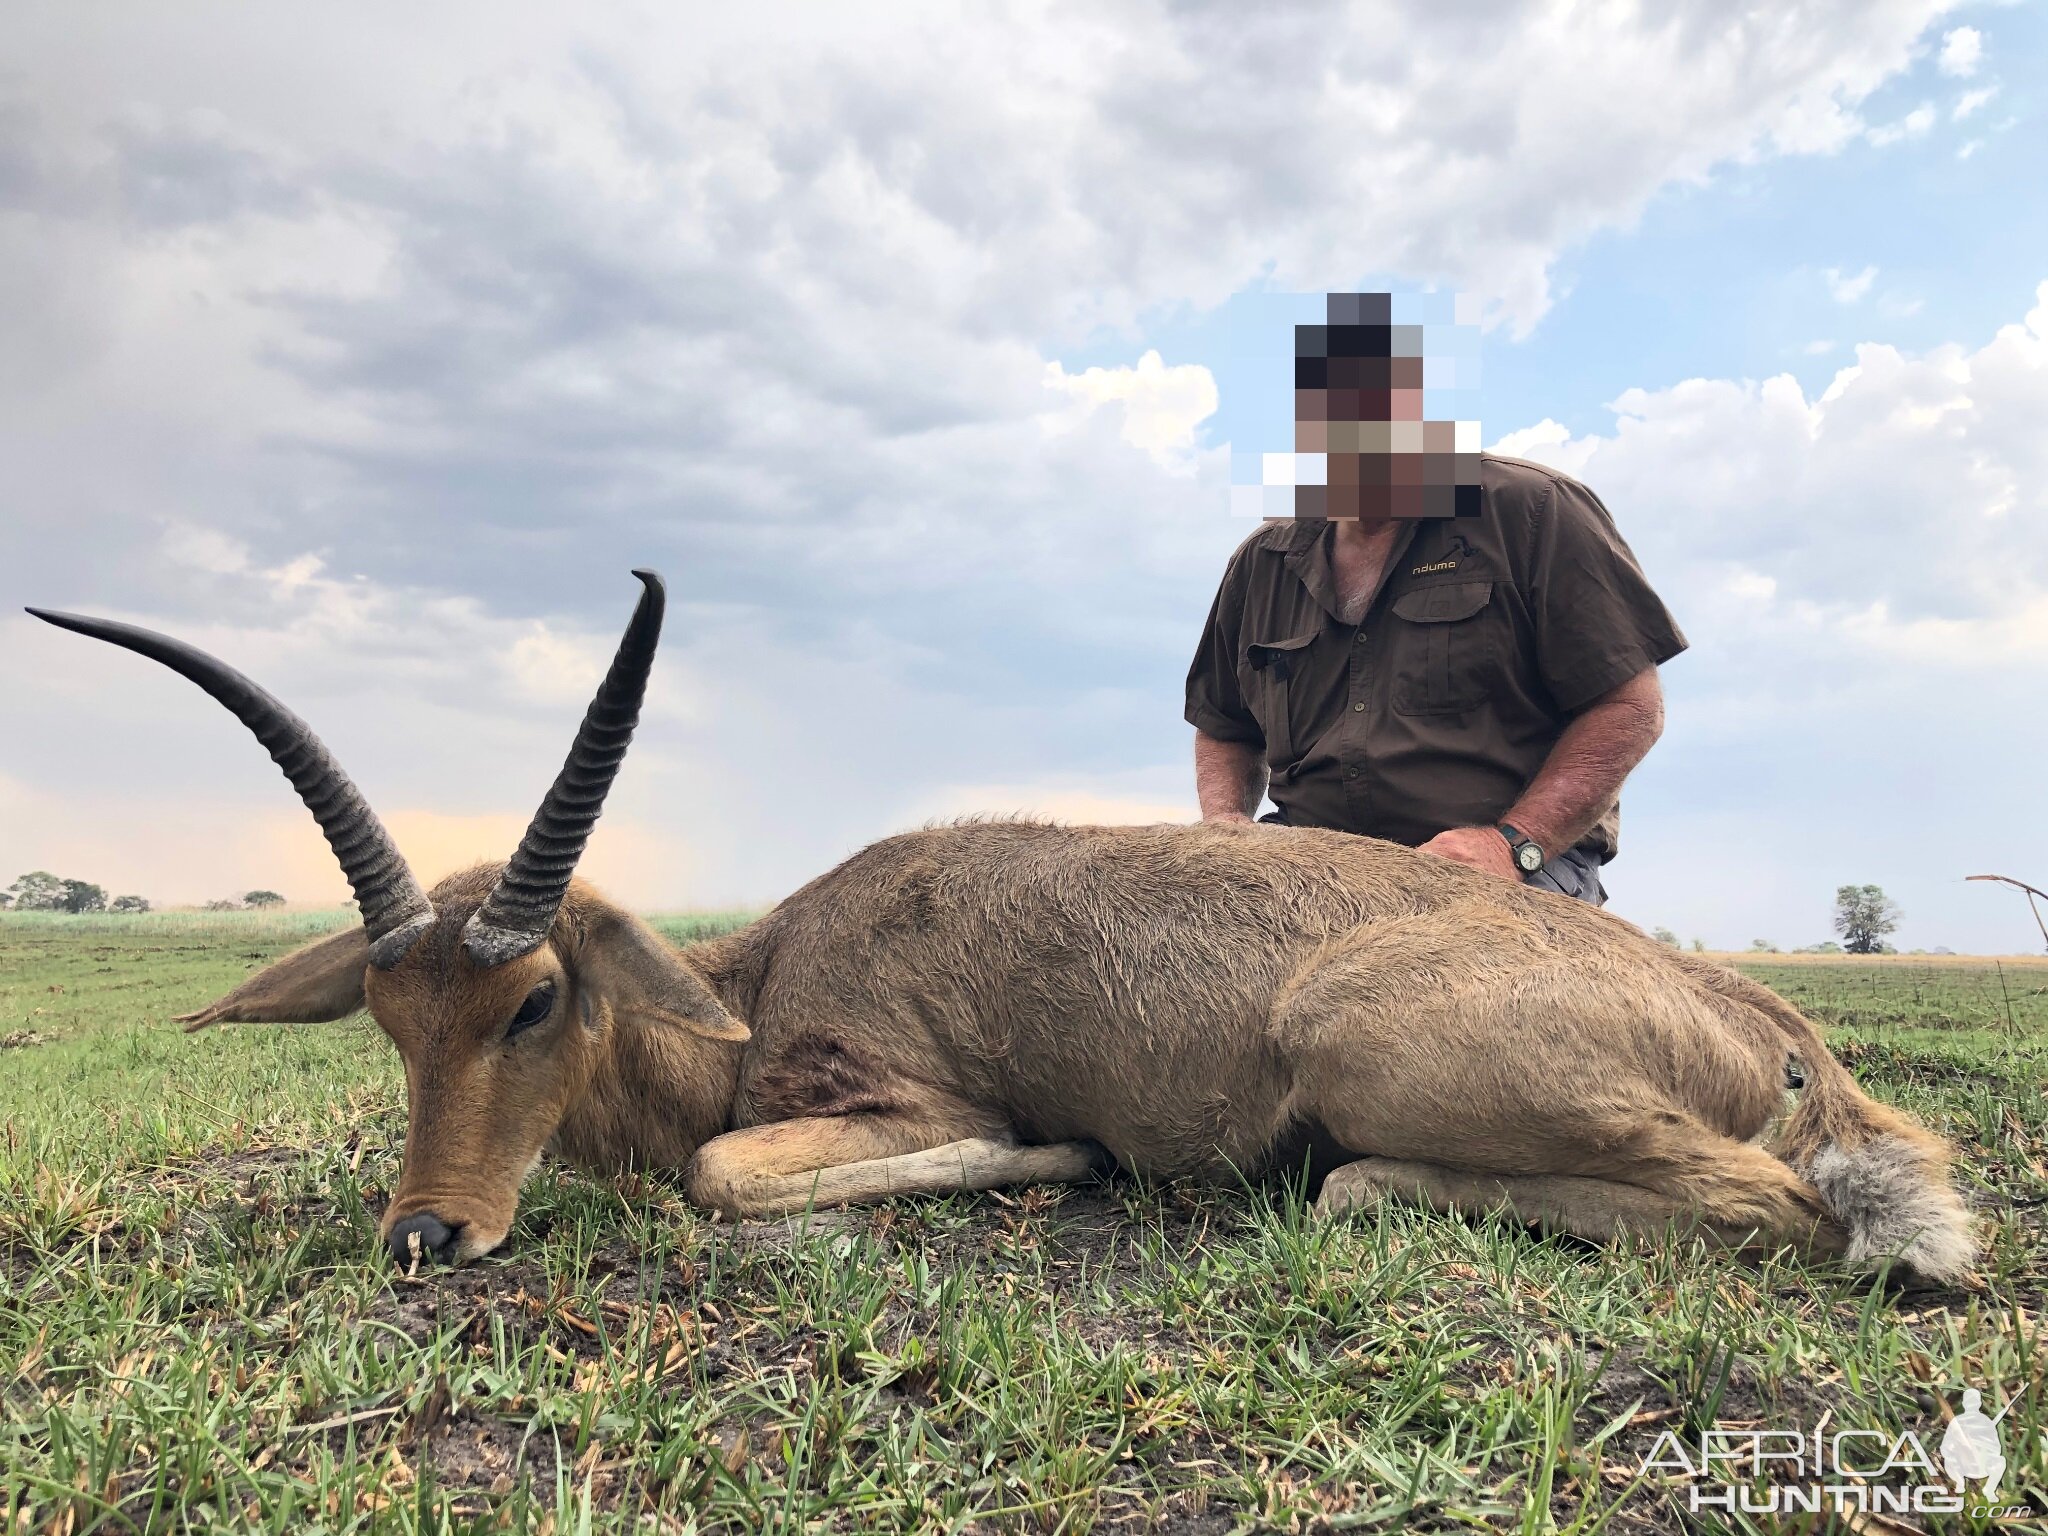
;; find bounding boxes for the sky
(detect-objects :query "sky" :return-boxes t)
[1,1,2043,953]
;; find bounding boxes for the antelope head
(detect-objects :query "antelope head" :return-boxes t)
[28,571,748,1265]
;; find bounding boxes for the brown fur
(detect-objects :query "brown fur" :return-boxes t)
[190,820,1976,1279]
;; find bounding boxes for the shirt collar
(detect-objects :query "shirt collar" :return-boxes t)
[1281,517,1423,626]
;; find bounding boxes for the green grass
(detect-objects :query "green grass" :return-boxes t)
[2,914,2044,1532]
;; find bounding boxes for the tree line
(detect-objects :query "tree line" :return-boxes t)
[1654,884,1909,956]
[1,872,285,914]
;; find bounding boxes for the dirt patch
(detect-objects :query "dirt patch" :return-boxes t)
[417,1408,566,1505]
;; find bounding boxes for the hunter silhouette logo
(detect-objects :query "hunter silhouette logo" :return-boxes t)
[1642,1383,2033,1518]
[1941,1388,2011,1498]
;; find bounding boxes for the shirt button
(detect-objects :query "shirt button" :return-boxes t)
[1352,702,1366,712]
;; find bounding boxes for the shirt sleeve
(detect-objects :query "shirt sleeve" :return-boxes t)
[1529,476,1689,714]
[1184,544,1265,744]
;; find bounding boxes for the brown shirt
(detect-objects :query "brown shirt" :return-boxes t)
[1184,454,1686,861]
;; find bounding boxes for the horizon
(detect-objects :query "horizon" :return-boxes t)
[3,3,2044,951]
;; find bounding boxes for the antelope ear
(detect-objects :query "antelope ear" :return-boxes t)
[175,925,371,1031]
[570,906,750,1043]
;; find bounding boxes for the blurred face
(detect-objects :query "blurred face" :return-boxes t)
[1289,294,1479,521]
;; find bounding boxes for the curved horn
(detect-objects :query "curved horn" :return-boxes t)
[463,570,665,967]
[25,607,433,967]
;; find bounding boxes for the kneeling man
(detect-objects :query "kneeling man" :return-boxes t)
[1186,298,1686,904]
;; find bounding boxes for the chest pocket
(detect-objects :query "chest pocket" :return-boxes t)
[1389,581,1498,715]
[1241,630,1319,770]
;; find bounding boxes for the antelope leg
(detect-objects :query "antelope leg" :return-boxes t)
[690,1120,1106,1219]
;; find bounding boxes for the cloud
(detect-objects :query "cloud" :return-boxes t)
[0,0,1992,926]
[1489,280,2048,661]
[1042,350,1218,474]
[1865,102,1935,146]
[1801,338,1836,355]
[1938,25,1983,78]
[1491,285,2048,952]
[1822,264,1879,303]
[1953,84,1999,120]
[1488,418,1600,479]
[0,2,1963,617]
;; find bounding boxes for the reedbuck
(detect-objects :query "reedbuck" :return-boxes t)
[30,573,1975,1281]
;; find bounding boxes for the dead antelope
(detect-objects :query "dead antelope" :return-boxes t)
[29,573,1976,1282]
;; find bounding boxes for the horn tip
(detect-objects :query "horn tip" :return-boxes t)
[25,607,94,636]
[629,568,664,593]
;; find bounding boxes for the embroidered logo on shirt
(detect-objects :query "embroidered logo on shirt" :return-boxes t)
[1410,534,1474,577]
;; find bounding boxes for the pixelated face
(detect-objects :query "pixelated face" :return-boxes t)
[1288,291,1479,520]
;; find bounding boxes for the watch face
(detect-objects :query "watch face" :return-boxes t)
[1517,844,1544,872]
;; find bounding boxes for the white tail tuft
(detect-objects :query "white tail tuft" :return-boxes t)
[1806,1137,1976,1283]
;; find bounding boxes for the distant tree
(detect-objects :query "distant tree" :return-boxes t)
[1651,926,1679,947]
[109,895,151,914]
[7,871,68,911]
[243,890,285,908]
[1795,941,1845,954]
[1690,938,1705,953]
[1834,884,1902,956]
[0,891,10,909]
[1749,939,1778,952]
[59,879,107,914]
[204,897,244,912]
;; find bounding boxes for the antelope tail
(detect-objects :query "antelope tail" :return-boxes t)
[1750,985,1976,1282]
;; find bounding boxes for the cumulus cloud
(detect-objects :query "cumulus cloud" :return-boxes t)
[1938,25,1984,77]
[1042,351,1218,474]
[1491,285,2048,951]
[1502,281,2048,656]
[0,0,1988,919]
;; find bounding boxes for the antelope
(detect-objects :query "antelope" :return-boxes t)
[29,573,1976,1282]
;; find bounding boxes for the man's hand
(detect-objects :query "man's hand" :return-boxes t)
[1417,825,1520,882]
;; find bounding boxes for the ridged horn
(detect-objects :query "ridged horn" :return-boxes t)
[463,570,665,967]
[25,607,434,967]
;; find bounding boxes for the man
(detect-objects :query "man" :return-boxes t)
[1185,293,1685,903]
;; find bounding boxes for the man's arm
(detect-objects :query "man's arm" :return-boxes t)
[1195,730,1267,823]
[1418,666,1665,879]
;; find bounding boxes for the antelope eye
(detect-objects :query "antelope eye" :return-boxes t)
[506,983,556,1039]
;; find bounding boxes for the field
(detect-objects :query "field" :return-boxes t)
[2,912,2045,1533]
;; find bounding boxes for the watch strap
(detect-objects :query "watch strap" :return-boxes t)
[1497,822,1545,871]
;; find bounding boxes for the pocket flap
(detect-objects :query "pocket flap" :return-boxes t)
[1245,630,1320,675]
[1391,581,1493,623]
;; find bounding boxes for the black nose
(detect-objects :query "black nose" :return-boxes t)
[386,1211,460,1266]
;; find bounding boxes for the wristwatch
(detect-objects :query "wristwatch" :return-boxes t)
[1497,822,1546,874]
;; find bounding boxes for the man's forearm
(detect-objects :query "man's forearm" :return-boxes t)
[1504,667,1665,857]
[1194,730,1267,821]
